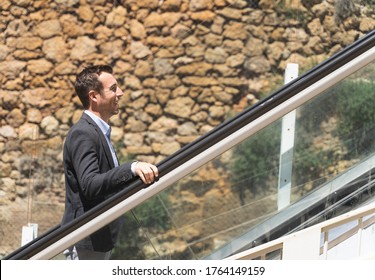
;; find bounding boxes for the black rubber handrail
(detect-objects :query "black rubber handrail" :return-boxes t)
[4,30,375,260]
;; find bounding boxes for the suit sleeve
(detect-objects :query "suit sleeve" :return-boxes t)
[67,127,134,200]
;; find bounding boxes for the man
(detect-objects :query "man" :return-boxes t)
[61,65,158,260]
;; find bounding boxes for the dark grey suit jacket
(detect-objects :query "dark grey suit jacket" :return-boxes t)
[61,113,134,252]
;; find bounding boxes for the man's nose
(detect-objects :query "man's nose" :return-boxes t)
[116,88,124,97]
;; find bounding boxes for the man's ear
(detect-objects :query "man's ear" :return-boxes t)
[88,90,98,103]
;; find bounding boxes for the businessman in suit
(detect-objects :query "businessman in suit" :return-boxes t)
[61,65,158,260]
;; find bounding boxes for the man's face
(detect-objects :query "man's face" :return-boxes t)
[96,72,124,120]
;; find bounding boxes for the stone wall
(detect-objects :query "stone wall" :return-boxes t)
[0,0,374,256]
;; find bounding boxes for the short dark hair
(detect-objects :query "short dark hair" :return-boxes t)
[74,65,113,109]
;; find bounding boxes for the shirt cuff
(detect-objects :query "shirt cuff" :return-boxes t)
[131,161,138,176]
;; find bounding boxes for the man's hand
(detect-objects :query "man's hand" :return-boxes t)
[133,162,159,184]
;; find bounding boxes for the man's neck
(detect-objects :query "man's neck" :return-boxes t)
[87,109,109,124]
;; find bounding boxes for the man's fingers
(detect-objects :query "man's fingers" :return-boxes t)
[150,164,159,178]
[142,166,153,184]
[138,172,147,184]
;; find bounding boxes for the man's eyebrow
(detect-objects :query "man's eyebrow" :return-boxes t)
[109,83,117,90]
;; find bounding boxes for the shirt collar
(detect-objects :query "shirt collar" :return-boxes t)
[84,110,111,138]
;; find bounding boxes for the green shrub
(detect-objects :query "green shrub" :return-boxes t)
[230,122,281,205]
[335,80,375,157]
[111,192,172,259]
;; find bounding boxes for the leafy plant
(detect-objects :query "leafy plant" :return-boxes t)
[230,122,281,205]
[111,192,172,259]
[334,0,356,24]
[293,77,375,190]
[335,79,375,158]
[275,0,309,24]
